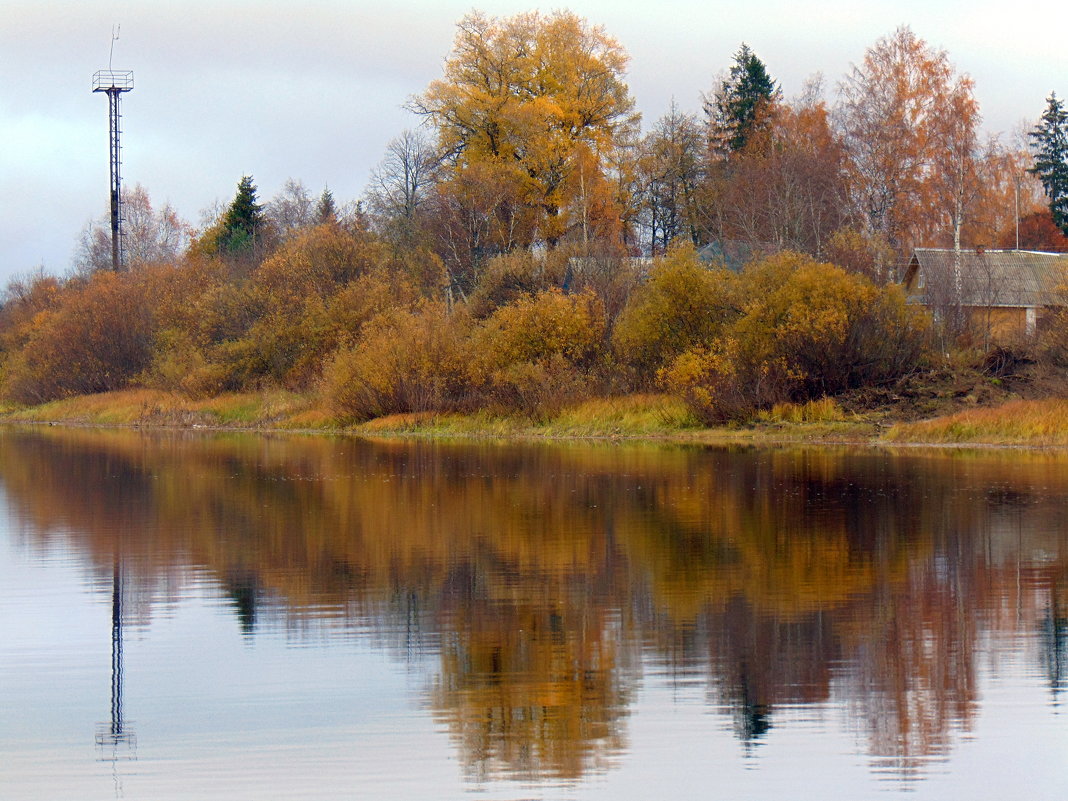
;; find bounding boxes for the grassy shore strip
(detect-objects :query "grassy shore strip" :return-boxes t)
[884,398,1068,446]
[0,389,335,430]
[0,389,888,443]
[10,389,1068,447]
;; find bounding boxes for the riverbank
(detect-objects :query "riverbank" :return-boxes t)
[5,387,1068,447]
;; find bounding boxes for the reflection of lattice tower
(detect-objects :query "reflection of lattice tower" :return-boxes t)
[96,560,136,761]
[92,70,133,271]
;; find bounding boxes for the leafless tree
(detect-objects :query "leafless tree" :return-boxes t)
[73,184,191,274]
[637,102,704,254]
[267,178,315,241]
[365,129,440,242]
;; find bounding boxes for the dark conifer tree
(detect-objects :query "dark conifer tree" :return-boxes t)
[316,187,338,225]
[1030,92,1068,235]
[706,43,779,155]
[219,175,266,256]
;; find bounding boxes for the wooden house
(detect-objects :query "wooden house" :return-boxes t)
[903,248,1068,339]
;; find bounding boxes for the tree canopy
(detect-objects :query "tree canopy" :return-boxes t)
[411,10,639,249]
[836,26,981,263]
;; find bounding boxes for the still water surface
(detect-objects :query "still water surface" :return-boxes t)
[0,428,1065,799]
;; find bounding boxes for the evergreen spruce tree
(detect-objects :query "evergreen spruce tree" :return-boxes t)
[315,186,337,225]
[1030,92,1068,236]
[219,175,266,256]
[706,43,779,155]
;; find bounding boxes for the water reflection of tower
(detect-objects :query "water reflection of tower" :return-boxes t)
[1041,594,1067,701]
[97,558,136,760]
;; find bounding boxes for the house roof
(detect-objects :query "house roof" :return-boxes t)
[906,248,1068,308]
[697,241,777,272]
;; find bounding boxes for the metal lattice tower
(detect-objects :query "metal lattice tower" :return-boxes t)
[92,69,133,271]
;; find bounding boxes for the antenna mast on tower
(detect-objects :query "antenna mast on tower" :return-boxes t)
[92,26,134,271]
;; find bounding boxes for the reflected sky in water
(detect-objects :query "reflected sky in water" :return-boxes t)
[0,428,1065,799]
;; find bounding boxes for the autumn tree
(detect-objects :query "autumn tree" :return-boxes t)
[705,43,779,156]
[929,76,982,257]
[968,144,1046,250]
[836,27,978,272]
[1001,209,1068,251]
[701,82,849,257]
[423,161,528,298]
[1029,92,1068,235]
[411,11,639,258]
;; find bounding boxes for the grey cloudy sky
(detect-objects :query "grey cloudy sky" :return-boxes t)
[2,0,1065,283]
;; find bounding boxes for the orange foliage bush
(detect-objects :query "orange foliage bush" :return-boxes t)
[612,243,734,377]
[466,250,568,318]
[3,271,159,403]
[252,223,383,301]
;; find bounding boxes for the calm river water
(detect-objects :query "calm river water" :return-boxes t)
[0,428,1065,800]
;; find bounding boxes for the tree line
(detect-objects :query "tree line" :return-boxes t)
[3,11,1068,421]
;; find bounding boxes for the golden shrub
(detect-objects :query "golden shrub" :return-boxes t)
[472,288,605,377]
[661,252,929,422]
[467,250,569,318]
[611,243,734,376]
[252,223,383,302]
[322,303,471,421]
[468,288,606,415]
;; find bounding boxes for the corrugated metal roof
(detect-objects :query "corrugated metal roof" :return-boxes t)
[907,248,1068,308]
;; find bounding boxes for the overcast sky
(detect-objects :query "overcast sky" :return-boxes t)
[2,0,1066,284]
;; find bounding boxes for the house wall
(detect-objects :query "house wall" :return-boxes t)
[965,306,1030,342]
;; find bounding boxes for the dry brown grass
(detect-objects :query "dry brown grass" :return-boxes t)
[885,398,1068,445]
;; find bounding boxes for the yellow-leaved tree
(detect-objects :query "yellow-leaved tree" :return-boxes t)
[411,10,639,264]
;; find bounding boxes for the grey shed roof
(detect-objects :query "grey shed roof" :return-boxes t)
[905,248,1068,308]
[697,241,776,273]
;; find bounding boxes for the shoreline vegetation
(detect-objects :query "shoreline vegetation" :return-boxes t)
[5,389,1068,449]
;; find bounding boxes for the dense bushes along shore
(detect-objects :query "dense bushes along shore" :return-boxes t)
[0,228,940,425]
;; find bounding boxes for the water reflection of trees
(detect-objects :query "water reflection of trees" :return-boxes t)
[2,429,1066,782]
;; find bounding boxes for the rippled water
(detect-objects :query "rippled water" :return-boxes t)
[0,428,1065,800]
